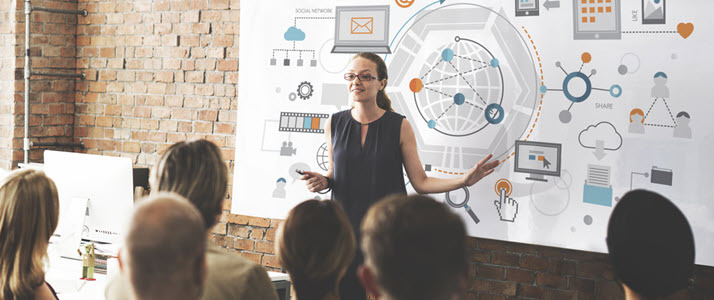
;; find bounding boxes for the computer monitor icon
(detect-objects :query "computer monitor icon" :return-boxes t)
[331,6,391,54]
[514,140,562,182]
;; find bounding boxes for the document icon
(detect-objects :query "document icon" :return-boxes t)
[351,17,373,34]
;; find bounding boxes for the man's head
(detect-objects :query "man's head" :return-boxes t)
[607,190,694,299]
[359,195,468,300]
[653,72,668,85]
[121,193,207,300]
[150,139,228,230]
[676,111,691,126]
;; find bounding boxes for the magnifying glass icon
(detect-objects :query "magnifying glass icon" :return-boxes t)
[445,187,480,224]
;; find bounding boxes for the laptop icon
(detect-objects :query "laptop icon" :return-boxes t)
[331,6,391,54]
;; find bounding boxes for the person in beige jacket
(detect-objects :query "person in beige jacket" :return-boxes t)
[106,139,278,300]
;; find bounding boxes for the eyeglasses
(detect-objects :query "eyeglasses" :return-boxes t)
[344,73,378,82]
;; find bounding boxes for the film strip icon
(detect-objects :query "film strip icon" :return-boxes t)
[279,112,329,134]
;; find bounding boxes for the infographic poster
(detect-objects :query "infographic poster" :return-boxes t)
[234,0,714,266]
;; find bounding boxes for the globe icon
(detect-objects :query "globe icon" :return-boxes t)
[411,37,504,137]
[316,143,329,171]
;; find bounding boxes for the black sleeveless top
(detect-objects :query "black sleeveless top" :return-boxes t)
[331,109,407,233]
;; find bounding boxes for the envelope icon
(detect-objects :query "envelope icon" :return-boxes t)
[351,17,373,34]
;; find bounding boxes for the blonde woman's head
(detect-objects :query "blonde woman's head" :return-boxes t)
[0,169,59,300]
[277,200,355,300]
[150,139,228,230]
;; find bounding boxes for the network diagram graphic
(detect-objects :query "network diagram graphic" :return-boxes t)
[408,37,504,137]
[388,3,539,171]
[628,72,692,139]
[542,52,622,124]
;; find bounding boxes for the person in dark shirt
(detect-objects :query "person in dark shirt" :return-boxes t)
[300,52,499,299]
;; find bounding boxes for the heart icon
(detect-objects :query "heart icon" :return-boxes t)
[677,23,694,39]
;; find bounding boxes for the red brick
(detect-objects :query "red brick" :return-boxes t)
[227,224,250,238]
[505,268,535,284]
[518,285,551,299]
[255,241,274,254]
[265,228,277,242]
[210,0,229,9]
[214,123,233,135]
[478,239,507,251]
[536,273,567,289]
[520,255,548,272]
[194,122,213,133]
[489,281,516,296]
[233,238,254,251]
[198,110,218,121]
[216,59,237,71]
[492,252,520,266]
[248,228,265,240]
[262,254,280,269]
[123,141,140,153]
[472,250,491,264]
[476,264,504,280]
[247,217,270,227]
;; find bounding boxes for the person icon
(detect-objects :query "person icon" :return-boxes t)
[272,178,287,198]
[673,111,692,139]
[628,108,645,134]
[650,72,670,98]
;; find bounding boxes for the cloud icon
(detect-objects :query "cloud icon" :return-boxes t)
[578,121,622,151]
[284,26,305,41]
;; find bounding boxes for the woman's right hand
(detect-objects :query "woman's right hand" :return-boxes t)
[300,171,329,193]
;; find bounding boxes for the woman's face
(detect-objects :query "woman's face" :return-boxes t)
[347,57,384,104]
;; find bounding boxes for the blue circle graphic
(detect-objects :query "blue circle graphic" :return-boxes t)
[562,71,592,103]
[609,84,622,98]
[453,93,465,105]
[441,48,454,62]
[490,58,499,68]
[540,85,547,94]
[485,103,505,124]
[427,120,437,129]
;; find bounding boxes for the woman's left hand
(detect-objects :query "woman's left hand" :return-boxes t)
[462,154,500,187]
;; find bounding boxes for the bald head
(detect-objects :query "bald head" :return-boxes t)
[123,193,206,300]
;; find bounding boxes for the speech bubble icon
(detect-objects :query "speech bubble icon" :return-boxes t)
[289,162,311,183]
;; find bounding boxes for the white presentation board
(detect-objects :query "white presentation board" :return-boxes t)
[233,0,714,266]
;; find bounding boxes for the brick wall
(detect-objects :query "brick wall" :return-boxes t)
[3,0,713,298]
[0,0,18,169]
[2,0,78,168]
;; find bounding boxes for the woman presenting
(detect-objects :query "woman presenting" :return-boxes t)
[300,52,500,299]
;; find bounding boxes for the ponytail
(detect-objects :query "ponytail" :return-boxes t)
[376,89,393,112]
[352,52,394,112]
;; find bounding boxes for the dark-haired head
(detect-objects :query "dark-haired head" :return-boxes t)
[360,194,468,300]
[277,200,355,300]
[607,190,694,299]
[150,139,228,230]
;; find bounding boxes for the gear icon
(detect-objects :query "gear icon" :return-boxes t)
[297,81,313,100]
[288,92,297,101]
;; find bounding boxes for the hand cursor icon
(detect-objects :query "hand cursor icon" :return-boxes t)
[494,188,518,222]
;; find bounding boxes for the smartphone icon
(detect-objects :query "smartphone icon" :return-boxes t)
[642,0,665,24]
[516,0,539,17]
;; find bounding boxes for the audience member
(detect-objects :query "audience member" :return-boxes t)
[277,200,355,300]
[607,190,695,300]
[0,169,60,300]
[359,194,468,300]
[106,139,278,300]
[120,193,206,300]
